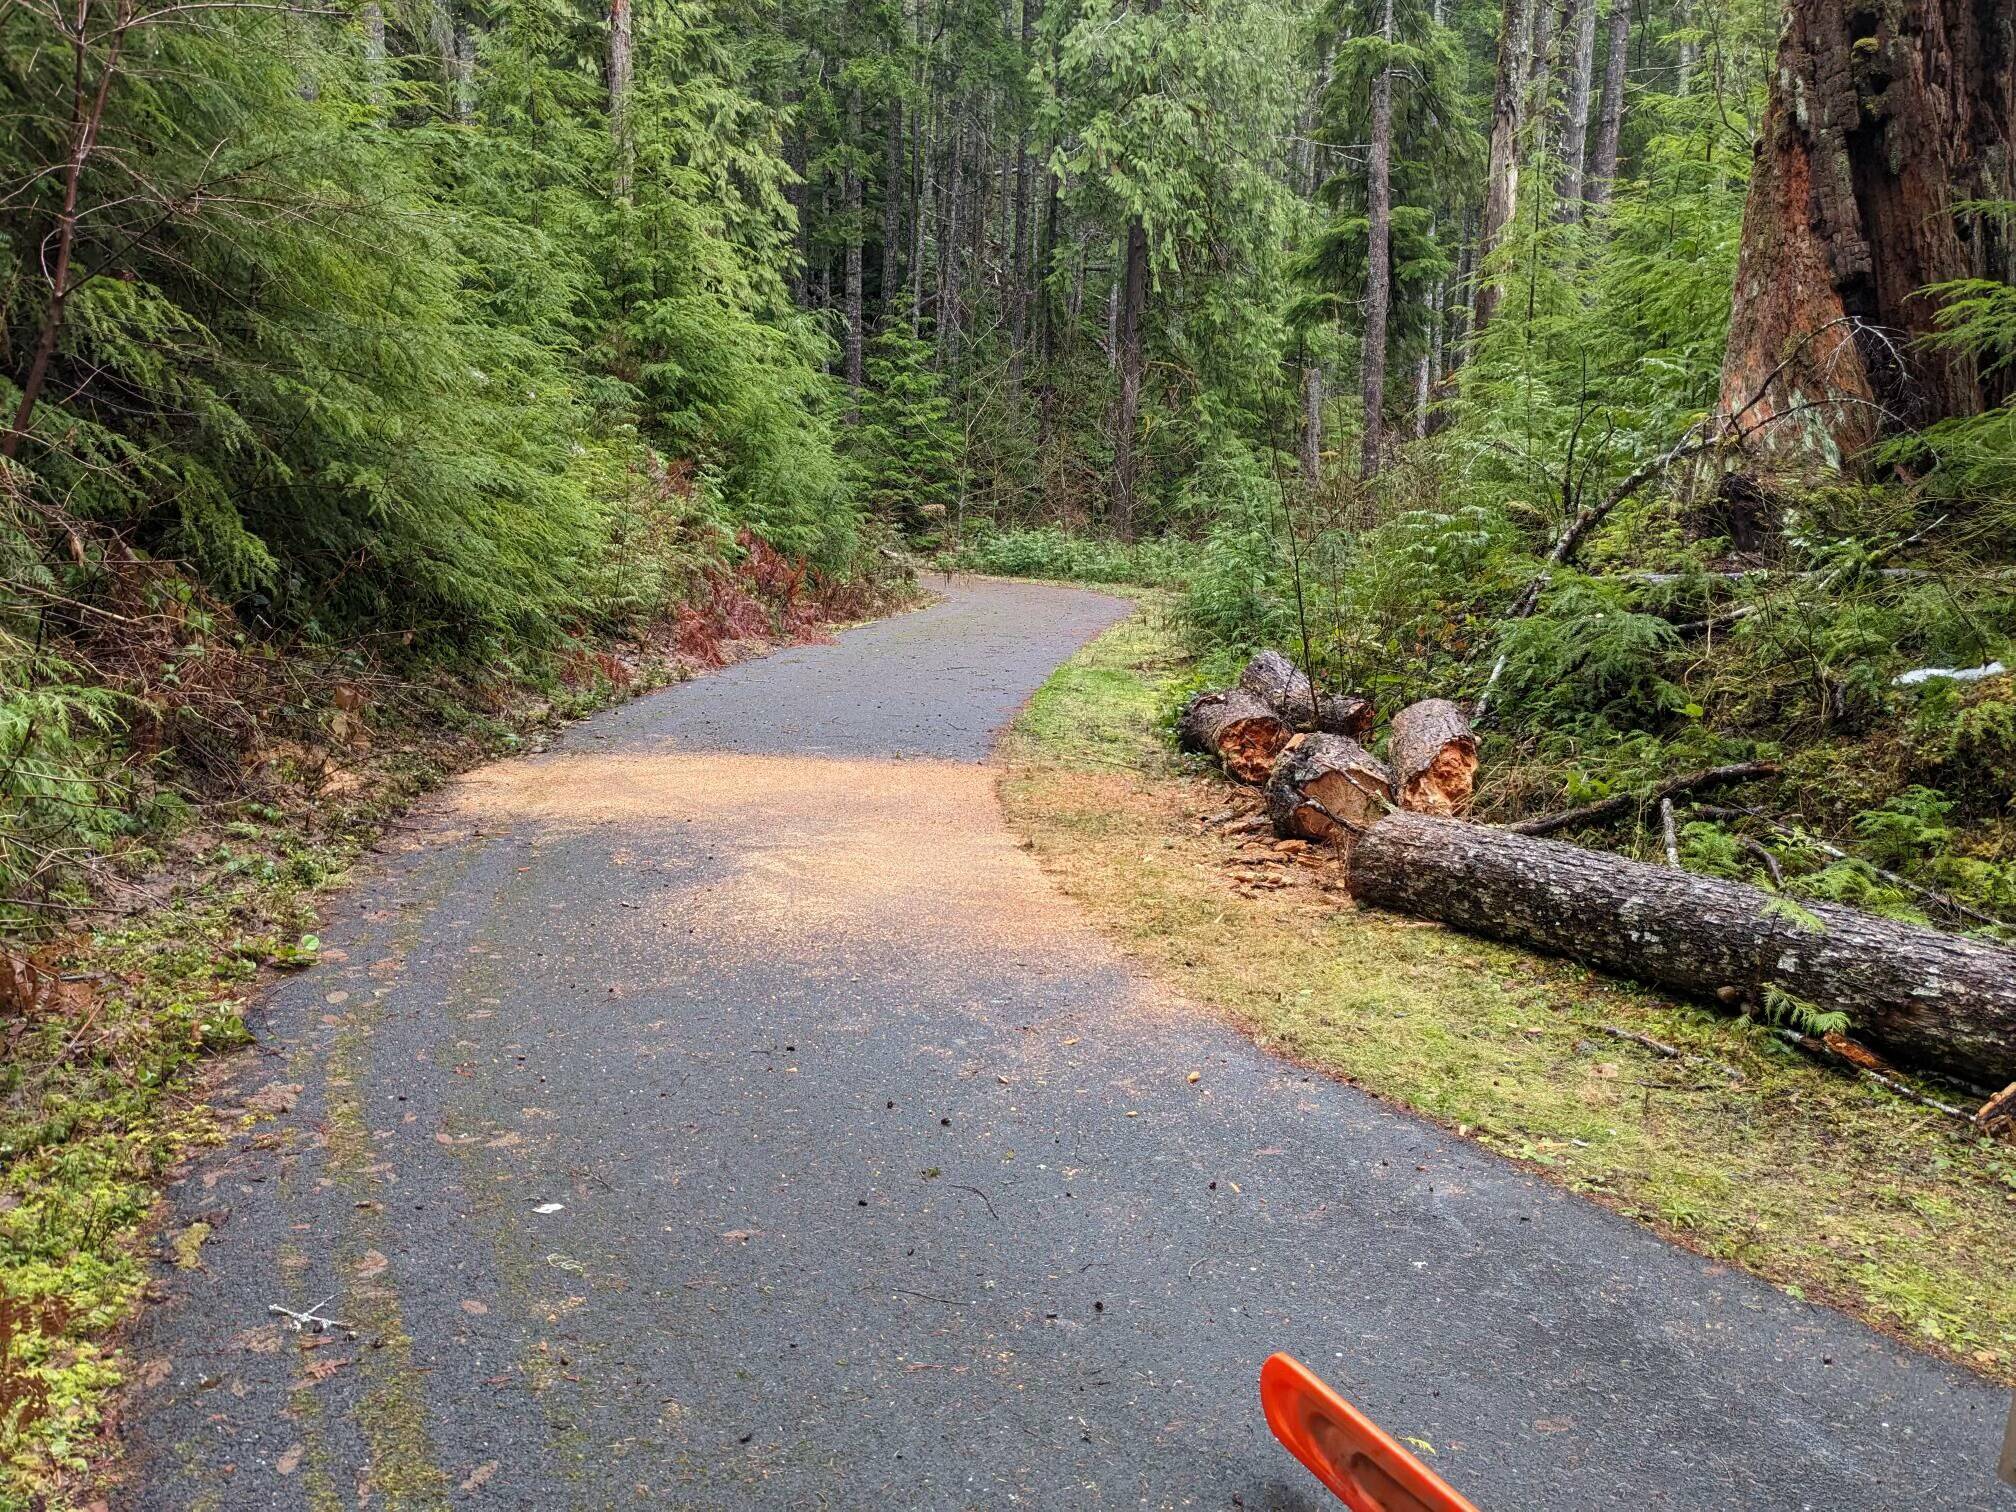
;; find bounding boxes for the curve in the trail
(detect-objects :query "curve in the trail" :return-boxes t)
[122,577,2010,1511]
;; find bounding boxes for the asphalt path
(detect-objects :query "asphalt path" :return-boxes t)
[121,576,2013,1509]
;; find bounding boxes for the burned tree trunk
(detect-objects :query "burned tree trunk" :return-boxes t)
[1718,0,2015,462]
[1386,698,1477,814]
[1179,690,1294,784]
[1267,735,1393,845]
[1350,814,2016,1087]
[1237,651,1374,737]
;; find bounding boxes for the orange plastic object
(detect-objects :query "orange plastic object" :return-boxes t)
[1259,1353,1482,1512]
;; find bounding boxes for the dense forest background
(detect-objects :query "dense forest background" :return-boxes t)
[3,0,2015,931]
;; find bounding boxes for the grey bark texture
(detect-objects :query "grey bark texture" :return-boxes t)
[1359,0,1395,479]
[1585,0,1629,208]
[1349,814,2016,1086]
[1475,0,1532,333]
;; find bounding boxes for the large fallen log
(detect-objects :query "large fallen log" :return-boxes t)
[1349,812,2016,1087]
[1266,734,1393,844]
[1178,689,1294,784]
[1386,699,1478,815]
[1237,651,1374,737]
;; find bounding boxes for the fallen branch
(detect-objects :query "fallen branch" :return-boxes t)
[1507,762,1779,838]
[1599,1024,1743,1081]
[1694,804,2010,933]
[1768,1029,1972,1123]
[1659,798,1680,868]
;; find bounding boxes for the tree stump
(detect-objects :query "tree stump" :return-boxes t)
[1266,734,1394,845]
[1387,699,1478,814]
[1179,689,1294,784]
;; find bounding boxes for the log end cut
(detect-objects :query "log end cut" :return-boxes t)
[1266,734,1395,846]
[1179,689,1294,785]
[1387,698,1478,816]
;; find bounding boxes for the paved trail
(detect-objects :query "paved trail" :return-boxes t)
[125,578,2010,1510]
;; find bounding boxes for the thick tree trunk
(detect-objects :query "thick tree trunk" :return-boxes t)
[939,117,964,361]
[1268,735,1395,846]
[1238,651,1374,737]
[1349,814,2016,1087]
[911,99,931,324]
[361,2,387,113]
[1555,0,1598,212]
[1584,0,1629,209]
[1112,216,1149,537]
[1359,0,1395,479]
[1179,690,1295,784]
[1718,0,2015,462]
[1475,0,1532,335]
[1386,698,1477,814]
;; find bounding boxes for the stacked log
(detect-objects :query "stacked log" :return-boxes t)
[1266,735,1394,845]
[1349,812,2016,1088]
[1178,690,1294,784]
[1238,651,1374,737]
[1387,699,1478,815]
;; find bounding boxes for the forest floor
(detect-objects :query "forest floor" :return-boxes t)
[998,593,2016,1386]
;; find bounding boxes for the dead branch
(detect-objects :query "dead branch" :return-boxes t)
[1506,762,1778,838]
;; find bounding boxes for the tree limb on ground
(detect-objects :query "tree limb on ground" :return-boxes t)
[1506,762,1779,837]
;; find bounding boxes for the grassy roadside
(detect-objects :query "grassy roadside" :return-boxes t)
[0,589,920,1507]
[998,596,2016,1382]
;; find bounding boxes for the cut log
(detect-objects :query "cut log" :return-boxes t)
[1178,689,1294,784]
[1236,650,1373,736]
[1266,734,1394,845]
[1348,813,2016,1087]
[1386,699,1477,815]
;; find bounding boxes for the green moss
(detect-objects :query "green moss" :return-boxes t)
[1002,608,2016,1381]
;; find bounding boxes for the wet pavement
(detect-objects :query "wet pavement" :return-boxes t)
[120,577,2013,1510]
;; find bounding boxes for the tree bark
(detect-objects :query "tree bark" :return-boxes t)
[1300,363,1323,488]
[1474,0,1532,335]
[1179,689,1295,784]
[844,89,865,403]
[1349,813,2016,1087]
[1584,0,1629,209]
[1386,698,1477,814]
[608,0,633,199]
[1238,651,1374,736]
[1267,735,1395,846]
[884,97,905,317]
[1359,0,1395,479]
[1555,0,1598,212]
[1112,215,1149,537]
[1717,0,2015,462]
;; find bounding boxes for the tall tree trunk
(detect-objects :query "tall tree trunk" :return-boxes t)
[1555,0,1598,212]
[1674,0,1695,96]
[452,20,475,123]
[1526,0,1556,126]
[938,115,964,363]
[608,0,633,201]
[1474,0,1531,335]
[1301,362,1323,488]
[1718,0,2015,462]
[1359,0,1395,479]
[911,97,931,325]
[883,97,905,317]
[844,90,864,403]
[1584,0,1630,208]
[1111,217,1149,538]
[361,2,387,113]
[1009,0,1037,402]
